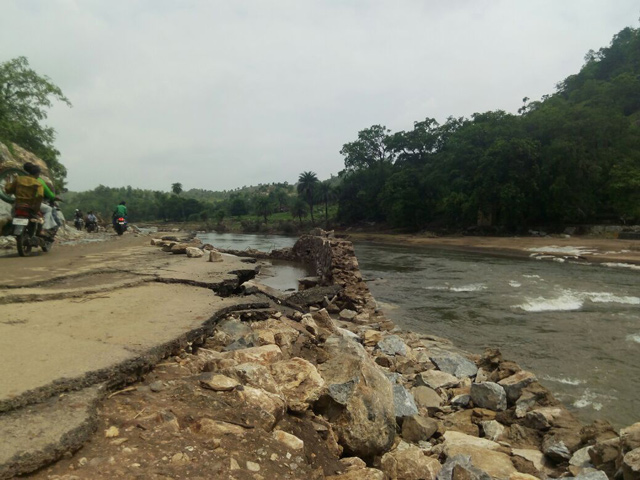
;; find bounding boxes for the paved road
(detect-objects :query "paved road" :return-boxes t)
[0,232,262,411]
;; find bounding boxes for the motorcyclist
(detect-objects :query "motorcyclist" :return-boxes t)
[74,208,86,229]
[112,201,127,228]
[4,163,60,236]
[86,211,98,231]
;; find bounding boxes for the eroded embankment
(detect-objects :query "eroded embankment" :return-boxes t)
[12,231,640,480]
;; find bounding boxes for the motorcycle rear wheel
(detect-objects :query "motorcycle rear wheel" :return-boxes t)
[16,231,32,257]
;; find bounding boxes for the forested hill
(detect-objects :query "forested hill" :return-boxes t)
[336,26,640,231]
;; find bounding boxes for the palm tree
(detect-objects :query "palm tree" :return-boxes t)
[297,171,319,224]
[171,182,183,195]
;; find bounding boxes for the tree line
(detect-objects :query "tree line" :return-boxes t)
[61,172,340,229]
[335,26,640,231]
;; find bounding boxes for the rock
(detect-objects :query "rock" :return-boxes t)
[246,461,260,472]
[269,357,325,412]
[337,327,361,342]
[393,384,419,418]
[301,314,321,336]
[589,437,620,477]
[220,362,280,394]
[171,243,188,254]
[570,446,594,468]
[194,418,246,436]
[542,435,572,462]
[272,430,304,451]
[437,454,491,480]
[381,443,442,480]
[451,394,471,408]
[402,415,439,443]
[470,383,507,411]
[105,426,119,438]
[208,249,223,262]
[480,420,505,442]
[237,386,285,430]
[198,373,240,391]
[363,330,383,346]
[412,386,444,409]
[497,371,536,403]
[575,471,610,480]
[225,344,283,366]
[444,446,516,480]
[327,468,386,480]
[377,335,408,356]
[623,448,640,480]
[431,352,478,378]
[442,410,480,437]
[415,370,460,389]
[311,308,339,333]
[339,309,358,320]
[339,457,367,471]
[442,431,500,451]
[186,247,204,258]
[622,423,640,451]
[316,335,396,458]
[512,448,553,477]
[509,474,539,480]
[171,452,190,465]
[149,380,164,392]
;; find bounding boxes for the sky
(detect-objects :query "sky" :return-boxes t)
[1,0,638,192]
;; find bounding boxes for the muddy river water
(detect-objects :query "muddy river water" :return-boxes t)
[199,232,639,428]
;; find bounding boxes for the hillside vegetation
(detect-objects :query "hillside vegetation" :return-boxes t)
[335,26,640,231]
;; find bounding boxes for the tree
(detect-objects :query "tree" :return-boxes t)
[297,171,319,224]
[253,195,273,223]
[340,125,394,172]
[0,56,71,188]
[290,197,308,226]
[317,181,336,225]
[171,182,183,195]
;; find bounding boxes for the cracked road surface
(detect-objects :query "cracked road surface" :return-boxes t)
[0,233,263,412]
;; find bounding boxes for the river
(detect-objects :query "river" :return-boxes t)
[198,232,639,428]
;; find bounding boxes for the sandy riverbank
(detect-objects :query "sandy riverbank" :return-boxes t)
[347,233,640,267]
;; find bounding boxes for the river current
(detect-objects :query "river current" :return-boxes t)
[198,232,639,427]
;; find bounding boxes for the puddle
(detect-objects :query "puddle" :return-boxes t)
[257,259,314,292]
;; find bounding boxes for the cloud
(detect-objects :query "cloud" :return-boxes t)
[1,0,638,191]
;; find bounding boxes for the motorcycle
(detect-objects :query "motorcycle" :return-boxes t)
[86,220,98,233]
[114,217,127,236]
[74,217,84,230]
[11,203,55,256]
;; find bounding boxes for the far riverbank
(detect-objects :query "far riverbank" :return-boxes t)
[346,232,640,267]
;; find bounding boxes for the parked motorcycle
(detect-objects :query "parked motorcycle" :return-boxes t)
[114,217,127,235]
[11,203,55,256]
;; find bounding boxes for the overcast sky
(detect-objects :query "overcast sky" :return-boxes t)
[2,0,638,192]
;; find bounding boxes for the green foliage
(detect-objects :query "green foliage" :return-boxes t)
[0,57,71,189]
[297,171,319,223]
[336,26,640,230]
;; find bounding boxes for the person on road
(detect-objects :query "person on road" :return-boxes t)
[112,201,127,227]
[4,163,60,235]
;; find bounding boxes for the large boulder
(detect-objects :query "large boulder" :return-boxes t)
[377,335,409,356]
[316,335,396,458]
[444,446,516,480]
[623,448,640,480]
[431,351,478,378]
[402,415,439,443]
[269,357,324,412]
[498,371,536,403]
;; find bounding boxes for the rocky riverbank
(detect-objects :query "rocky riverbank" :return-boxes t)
[27,230,639,480]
